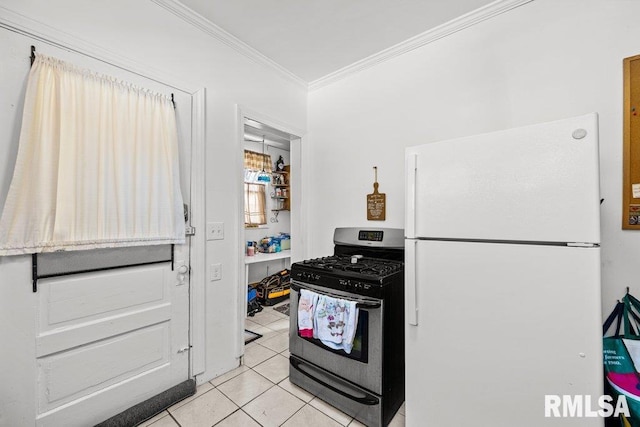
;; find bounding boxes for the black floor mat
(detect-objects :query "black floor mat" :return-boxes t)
[95,379,196,427]
[273,303,290,316]
[244,329,262,344]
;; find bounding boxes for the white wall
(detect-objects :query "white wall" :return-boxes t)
[307,0,640,316]
[0,0,306,415]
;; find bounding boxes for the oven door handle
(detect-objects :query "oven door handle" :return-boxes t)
[290,357,380,406]
[290,282,381,309]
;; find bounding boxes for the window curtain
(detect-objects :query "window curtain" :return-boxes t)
[244,150,272,171]
[0,53,185,255]
[244,183,266,226]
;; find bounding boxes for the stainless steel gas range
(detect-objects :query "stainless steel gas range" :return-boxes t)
[289,227,404,427]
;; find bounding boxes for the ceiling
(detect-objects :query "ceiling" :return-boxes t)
[177,0,498,83]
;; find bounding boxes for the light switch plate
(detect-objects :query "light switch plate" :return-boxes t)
[206,222,224,240]
[210,263,222,281]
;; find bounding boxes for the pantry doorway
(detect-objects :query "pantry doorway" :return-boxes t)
[236,107,305,359]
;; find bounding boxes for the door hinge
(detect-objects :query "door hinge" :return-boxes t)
[185,226,196,236]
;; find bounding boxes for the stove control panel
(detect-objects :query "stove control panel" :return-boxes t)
[291,269,396,299]
[339,279,372,291]
[358,230,384,242]
[294,271,321,282]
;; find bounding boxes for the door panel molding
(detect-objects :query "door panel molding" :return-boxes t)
[36,364,174,427]
[40,267,167,328]
[38,323,170,411]
[36,304,172,357]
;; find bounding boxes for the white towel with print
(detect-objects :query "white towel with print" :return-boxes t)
[297,289,317,338]
[314,295,358,354]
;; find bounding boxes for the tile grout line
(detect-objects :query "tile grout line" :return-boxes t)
[277,404,305,427]
[209,408,240,427]
[227,355,302,426]
[167,410,181,427]
[233,307,322,425]
[171,307,335,427]
[242,407,265,427]
[214,372,277,407]
[243,309,359,426]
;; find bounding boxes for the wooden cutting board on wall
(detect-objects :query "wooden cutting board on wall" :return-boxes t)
[367,167,386,221]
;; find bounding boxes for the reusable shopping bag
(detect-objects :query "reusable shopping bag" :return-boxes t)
[603,291,640,427]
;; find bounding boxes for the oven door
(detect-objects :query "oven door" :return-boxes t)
[289,280,383,394]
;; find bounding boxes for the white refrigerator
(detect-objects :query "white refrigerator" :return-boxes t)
[404,113,603,426]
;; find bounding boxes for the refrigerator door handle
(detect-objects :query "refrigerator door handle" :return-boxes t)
[406,239,418,325]
[406,153,417,239]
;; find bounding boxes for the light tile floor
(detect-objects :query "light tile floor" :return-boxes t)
[140,302,405,427]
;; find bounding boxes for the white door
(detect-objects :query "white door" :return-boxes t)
[0,30,192,426]
[35,259,190,426]
[405,239,603,427]
[405,113,601,244]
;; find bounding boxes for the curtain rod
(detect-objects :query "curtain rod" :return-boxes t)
[28,45,176,110]
[244,135,289,149]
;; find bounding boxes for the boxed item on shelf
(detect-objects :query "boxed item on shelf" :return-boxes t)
[279,233,291,250]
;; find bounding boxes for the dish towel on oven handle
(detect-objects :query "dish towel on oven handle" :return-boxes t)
[314,294,359,354]
[298,289,317,338]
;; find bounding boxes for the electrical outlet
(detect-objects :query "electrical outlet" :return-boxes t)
[206,222,224,240]
[211,263,222,281]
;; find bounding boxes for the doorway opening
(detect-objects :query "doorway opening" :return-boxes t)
[236,108,304,357]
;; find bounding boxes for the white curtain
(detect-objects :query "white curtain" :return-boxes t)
[0,54,185,255]
[244,183,267,226]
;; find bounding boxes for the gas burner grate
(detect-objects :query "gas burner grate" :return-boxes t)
[301,256,403,278]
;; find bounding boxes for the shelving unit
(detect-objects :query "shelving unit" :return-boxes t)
[271,165,290,211]
[244,250,291,316]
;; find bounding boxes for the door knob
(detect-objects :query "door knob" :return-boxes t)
[177,265,189,285]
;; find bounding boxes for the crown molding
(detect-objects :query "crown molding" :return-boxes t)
[151,0,308,89]
[309,0,534,91]
[1,0,533,93]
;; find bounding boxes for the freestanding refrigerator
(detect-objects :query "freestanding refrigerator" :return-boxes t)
[404,113,603,426]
